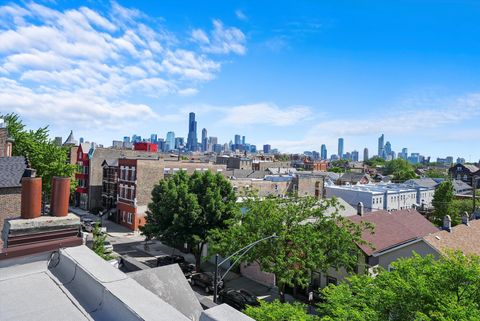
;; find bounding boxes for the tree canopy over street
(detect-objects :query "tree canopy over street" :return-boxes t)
[141,170,238,270]
[209,195,372,302]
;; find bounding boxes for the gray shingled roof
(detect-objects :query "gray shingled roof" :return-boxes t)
[0,156,27,188]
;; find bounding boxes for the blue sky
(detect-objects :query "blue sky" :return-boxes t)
[0,0,479,161]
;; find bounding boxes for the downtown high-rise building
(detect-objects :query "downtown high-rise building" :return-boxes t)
[363,147,369,161]
[338,138,344,159]
[234,134,241,146]
[351,150,359,162]
[166,131,175,151]
[378,134,385,159]
[321,144,327,160]
[263,144,271,154]
[186,112,197,151]
[242,136,246,145]
[150,134,157,144]
[174,137,184,149]
[201,128,207,152]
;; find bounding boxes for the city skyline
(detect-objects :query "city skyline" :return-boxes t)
[0,1,479,160]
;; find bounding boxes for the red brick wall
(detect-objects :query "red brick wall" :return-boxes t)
[0,187,21,247]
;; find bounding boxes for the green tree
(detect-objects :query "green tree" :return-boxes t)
[0,113,76,195]
[245,300,320,321]
[451,199,474,219]
[432,181,455,225]
[424,168,448,179]
[319,253,480,321]
[141,170,238,270]
[384,159,417,182]
[364,156,386,167]
[92,224,113,260]
[209,195,372,302]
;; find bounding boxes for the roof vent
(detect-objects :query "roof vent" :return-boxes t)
[442,215,452,232]
[461,212,470,226]
[357,202,364,216]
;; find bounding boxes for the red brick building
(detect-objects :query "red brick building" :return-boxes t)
[134,142,158,152]
[115,159,227,230]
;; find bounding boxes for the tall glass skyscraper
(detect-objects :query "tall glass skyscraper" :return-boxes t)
[186,112,197,151]
[321,144,327,160]
[378,134,385,158]
[166,131,175,151]
[201,128,207,152]
[363,147,369,161]
[338,138,344,159]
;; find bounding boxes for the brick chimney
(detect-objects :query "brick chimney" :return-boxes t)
[357,202,364,216]
[50,177,70,217]
[442,215,452,232]
[20,177,42,219]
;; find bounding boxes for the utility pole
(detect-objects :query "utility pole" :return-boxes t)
[473,176,478,216]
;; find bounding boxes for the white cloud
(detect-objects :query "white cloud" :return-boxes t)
[202,102,312,126]
[192,19,246,55]
[268,92,480,152]
[235,10,248,21]
[0,1,247,129]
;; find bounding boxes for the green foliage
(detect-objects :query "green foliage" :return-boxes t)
[328,167,345,173]
[432,181,455,225]
[209,195,373,300]
[275,154,291,162]
[319,252,480,321]
[424,168,448,179]
[330,159,349,168]
[245,300,320,321]
[383,158,417,182]
[364,156,386,167]
[92,225,113,260]
[1,113,76,195]
[451,199,474,220]
[141,170,238,269]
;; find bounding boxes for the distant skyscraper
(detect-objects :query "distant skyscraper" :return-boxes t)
[378,134,385,159]
[123,136,130,143]
[79,137,84,144]
[363,148,369,161]
[338,138,344,159]
[234,134,241,146]
[385,141,392,155]
[263,144,271,154]
[201,128,207,152]
[150,134,157,144]
[242,136,245,145]
[352,150,359,162]
[174,137,184,149]
[166,131,175,151]
[186,112,197,151]
[321,144,327,160]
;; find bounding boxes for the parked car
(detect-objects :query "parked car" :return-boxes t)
[156,255,185,266]
[104,240,113,253]
[84,221,103,233]
[156,255,196,277]
[190,272,223,293]
[218,289,260,310]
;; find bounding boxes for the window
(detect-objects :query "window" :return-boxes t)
[127,212,132,224]
[326,276,337,286]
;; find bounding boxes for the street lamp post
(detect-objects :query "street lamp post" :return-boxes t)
[213,233,278,303]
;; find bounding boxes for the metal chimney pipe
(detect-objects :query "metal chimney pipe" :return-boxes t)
[21,177,42,219]
[357,202,364,216]
[442,215,452,232]
[50,177,70,217]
